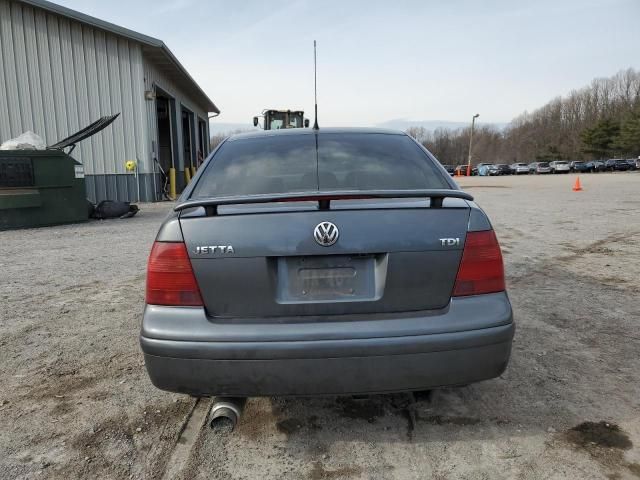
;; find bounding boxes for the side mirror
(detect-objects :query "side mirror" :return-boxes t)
[253,117,259,127]
[304,119,310,128]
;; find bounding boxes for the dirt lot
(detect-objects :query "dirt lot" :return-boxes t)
[1,172,639,479]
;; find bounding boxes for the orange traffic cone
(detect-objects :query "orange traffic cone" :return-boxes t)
[573,177,582,192]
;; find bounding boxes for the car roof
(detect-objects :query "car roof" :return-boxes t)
[227,127,405,141]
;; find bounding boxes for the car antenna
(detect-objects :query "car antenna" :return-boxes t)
[313,40,319,130]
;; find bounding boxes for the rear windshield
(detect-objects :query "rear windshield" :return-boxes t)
[538,162,550,167]
[192,133,449,197]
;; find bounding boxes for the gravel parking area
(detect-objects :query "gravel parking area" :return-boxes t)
[1,172,639,479]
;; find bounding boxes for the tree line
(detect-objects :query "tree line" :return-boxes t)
[408,68,640,165]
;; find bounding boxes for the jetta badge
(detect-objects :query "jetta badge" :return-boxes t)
[195,245,235,254]
[314,222,339,247]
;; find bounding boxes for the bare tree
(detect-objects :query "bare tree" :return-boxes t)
[411,68,640,164]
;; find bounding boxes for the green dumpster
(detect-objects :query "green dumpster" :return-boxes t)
[0,150,88,230]
[0,114,120,230]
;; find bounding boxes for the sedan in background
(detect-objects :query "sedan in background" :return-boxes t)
[454,165,472,176]
[441,164,456,175]
[510,163,530,175]
[605,159,631,172]
[586,160,605,172]
[495,164,512,175]
[571,161,589,173]
[477,163,494,176]
[529,162,552,174]
[549,161,570,173]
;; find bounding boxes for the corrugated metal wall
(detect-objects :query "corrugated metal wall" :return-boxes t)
[143,57,209,181]
[0,0,213,202]
[0,0,149,186]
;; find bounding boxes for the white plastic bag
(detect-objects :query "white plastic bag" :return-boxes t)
[0,131,46,150]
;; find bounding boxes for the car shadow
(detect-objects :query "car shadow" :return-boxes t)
[234,356,550,448]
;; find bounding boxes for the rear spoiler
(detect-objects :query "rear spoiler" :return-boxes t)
[174,189,474,212]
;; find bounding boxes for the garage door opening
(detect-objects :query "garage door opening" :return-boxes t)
[182,108,196,177]
[154,90,176,200]
[198,118,208,164]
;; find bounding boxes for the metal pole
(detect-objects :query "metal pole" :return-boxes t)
[313,40,319,130]
[135,157,141,203]
[467,113,479,176]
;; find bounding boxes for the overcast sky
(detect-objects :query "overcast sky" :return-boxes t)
[56,0,640,127]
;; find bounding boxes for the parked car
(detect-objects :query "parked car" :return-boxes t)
[570,161,590,173]
[140,128,514,398]
[586,160,605,172]
[549,161,570,173]
[530,162,551,174]
[605,159,631,171]
[454,165,472,176]
[510,163,530,175]
[495,164,512,175]
[477,163,494,176]
[486,165,501,176]
[636,158,640,170]
[441,164,456,175]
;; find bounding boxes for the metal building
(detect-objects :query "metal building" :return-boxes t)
[0,0,219,202]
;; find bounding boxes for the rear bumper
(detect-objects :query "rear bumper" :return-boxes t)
[140,293,514,396]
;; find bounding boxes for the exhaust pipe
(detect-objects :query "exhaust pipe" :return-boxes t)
[209,397,246,433]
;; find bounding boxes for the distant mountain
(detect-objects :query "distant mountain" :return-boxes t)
[376,119,507,132]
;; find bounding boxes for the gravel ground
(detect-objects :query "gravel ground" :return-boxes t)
[1,172,639,479]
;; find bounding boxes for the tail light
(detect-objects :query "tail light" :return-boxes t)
[146,241,203,306]
[453,230,505,297]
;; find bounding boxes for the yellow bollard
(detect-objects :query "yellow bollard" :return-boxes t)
[185,167,192,183]
[191,165,196,178]
[169,167,176,200]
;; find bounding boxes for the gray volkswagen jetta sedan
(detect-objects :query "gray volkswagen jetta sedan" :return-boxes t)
[140,128,514,397]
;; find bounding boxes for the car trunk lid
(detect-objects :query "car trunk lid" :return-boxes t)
[179,196,471,318]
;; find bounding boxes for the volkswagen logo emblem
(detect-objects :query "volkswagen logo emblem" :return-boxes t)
[313,221,339,247]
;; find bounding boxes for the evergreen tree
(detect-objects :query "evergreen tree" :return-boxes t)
[580,119,620,158]
[614,108,640,156]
